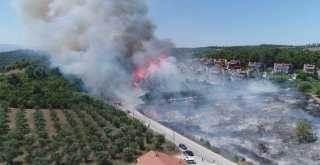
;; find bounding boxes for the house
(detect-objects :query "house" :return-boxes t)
[136,150,188,165]
[273,63,293,74]
[214,59,227,67]
[303,64,316,74]
[231,71,247,80]
[248,62,262,71]
[226,60,241,70]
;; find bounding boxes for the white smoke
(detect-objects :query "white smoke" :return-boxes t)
[12,0,176,104]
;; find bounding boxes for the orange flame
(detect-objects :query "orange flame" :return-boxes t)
[132,54,168,92]
[135,68,147,80]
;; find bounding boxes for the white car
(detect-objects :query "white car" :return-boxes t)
[185,156,196,164]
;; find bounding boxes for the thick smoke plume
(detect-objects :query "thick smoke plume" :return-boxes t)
[13,0,176,104]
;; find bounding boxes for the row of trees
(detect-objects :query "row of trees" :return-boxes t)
[0,108,28,165]
[0,107,163,165]
[0,102,9,136]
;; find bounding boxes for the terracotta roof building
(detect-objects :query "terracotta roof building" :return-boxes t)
[136,150,188,165]
[273,63,293,74]
[303,64,316,74]
[248,62,262,71]
[226,60,241,70]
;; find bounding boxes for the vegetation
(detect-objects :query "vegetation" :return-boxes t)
[293,70,320,95]
[0,59,171,165]
[0,60,84,108]
[294,121,317,143]
[206,46,320,68]
[0,50,47,68]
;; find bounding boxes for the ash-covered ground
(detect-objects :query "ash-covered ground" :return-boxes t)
[138,67,320,165]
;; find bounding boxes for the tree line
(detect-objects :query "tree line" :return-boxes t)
[206,46,320,69]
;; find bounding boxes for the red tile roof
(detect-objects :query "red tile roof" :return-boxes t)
[274,63,291,68]
[136,150,188,165]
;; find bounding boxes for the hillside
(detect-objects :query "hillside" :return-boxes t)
[0,44,21,53]
[0,50,48,68]
[0,60,176,165]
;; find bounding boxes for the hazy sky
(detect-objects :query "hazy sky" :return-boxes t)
[1,0,320,47]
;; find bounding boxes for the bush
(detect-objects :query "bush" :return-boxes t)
[298,83,312,92]
[295,121,317,143]
[96,151,109,164]
[122,147,134,162]
[65,153,81,165]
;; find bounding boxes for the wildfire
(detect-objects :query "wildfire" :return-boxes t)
[132,54,168,91]
[135,68,147,80]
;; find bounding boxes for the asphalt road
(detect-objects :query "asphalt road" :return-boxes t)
[120,105,237,165]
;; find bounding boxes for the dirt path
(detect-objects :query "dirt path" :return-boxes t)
[307,92,320,103]
[55,109,70,128]
[41,109,56,137]
[7,108,17,130]
[25,109,36,133]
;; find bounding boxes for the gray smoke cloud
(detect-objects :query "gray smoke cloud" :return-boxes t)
[13,0,176,104]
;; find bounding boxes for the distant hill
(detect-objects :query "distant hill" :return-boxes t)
[170,45,299,61]
[0,49,49,68]
[170,46,220,61]
[0,44,21,52]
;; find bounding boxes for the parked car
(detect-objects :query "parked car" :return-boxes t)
[185,156,196,164]
[183,150,194,156]
[179,143,187,150]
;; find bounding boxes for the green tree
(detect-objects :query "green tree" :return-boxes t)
[51,151,63,165]
[32,157,49,165]
[24,133,35,146]
[65,153,81,165]
[96,151,109,165]
[153,134,165,149]
[109,144,119,159]
[135,136,144,150]
[122,147,134,162]
[80,148,91,163]
[145,131,153,144]
[0,146,16,165]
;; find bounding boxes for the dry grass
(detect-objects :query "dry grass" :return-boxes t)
[308,47,320,52]
[161,140,181,156]
[2,69,25,75]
